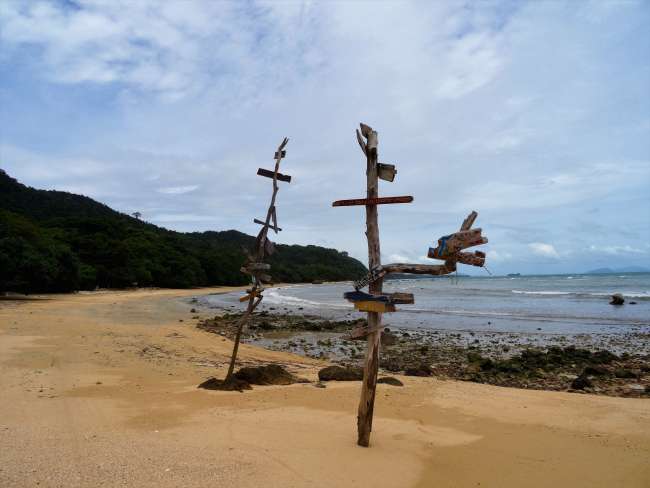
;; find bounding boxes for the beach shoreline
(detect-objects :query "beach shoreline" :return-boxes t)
[1,287,649,487]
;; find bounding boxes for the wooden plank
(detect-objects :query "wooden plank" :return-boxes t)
[344,291,390,303]
[332,196,413,207]
[274,150,286,159]
[257,168,291,183]
[377,163,396,182]
[354,301,396,313]
[254,218,282,232]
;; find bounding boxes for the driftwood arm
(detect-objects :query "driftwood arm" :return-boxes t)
[380,262,455,276]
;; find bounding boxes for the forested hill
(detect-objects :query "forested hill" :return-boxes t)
[0,170,366,293]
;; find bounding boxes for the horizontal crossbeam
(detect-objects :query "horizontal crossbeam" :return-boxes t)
[257,168,292,183]
[332,196,413,207]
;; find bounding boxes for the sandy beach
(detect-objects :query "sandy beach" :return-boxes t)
[1,288,649,488]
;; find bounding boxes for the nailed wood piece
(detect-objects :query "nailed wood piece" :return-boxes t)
[385,292,414,304]
[460,211,478,231]
[274,150,286,159]
[257,168,291,183]
[356,129,368,156]
[354,301,396,313]
[254,218,282,232]
[455,251,486,267]
[377,163,396,182]
[332,196,413,207]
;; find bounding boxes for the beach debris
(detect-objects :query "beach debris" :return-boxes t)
[571,374,593,390]
[224,138,292,383]
[610,293,625,305]
[404,364,433,377]
[332,122,489,447]
[318,365,364,381]
[377,377,404,386]
[198,365,306,391]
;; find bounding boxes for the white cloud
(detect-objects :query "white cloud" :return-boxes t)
[528,243,560,259]
[588,245,649,256]
[157,185,199,195]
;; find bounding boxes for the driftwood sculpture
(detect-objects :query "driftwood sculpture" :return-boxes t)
[224,138,291,382]
[333,123,488,447]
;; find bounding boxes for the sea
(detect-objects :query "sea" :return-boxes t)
[198,273,650,340]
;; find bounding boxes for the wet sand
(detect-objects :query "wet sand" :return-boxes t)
[1,288,649,487]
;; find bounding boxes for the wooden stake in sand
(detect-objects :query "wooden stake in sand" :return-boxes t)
[225,137,291,382]
[334,123,489,447]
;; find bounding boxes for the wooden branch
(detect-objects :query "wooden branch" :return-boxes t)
[460,210,478,231]
[380,263,455,275]
[356,129,368,156]
[332,196,413,207]
[257,168,291,183]
[359,123,372,138]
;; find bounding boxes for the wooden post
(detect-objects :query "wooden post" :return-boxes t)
[224,138,290,383]
[357,124,382,447]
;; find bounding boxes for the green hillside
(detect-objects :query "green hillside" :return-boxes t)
[0,170,366,293]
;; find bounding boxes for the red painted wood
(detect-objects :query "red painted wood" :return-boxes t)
[332,196,413,207]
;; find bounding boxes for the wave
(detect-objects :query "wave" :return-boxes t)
[511,290,650,299]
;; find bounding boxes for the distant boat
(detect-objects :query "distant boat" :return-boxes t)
[507,273,521,277]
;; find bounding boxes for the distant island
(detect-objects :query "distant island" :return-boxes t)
[586,266,649,275]
[0,170,367,293]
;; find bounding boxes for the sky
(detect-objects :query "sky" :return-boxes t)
[1,0,649,275]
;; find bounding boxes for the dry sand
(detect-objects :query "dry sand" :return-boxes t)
[1,287,648,488]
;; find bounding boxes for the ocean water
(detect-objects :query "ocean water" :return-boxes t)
[199,273,650,337]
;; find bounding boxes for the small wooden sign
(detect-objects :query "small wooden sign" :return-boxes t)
[377,163,396,182]
[257,168,292,183]
[332,196,413,207]
[254,218,282,232]
[354,301,396,313]
[274,150,286,159]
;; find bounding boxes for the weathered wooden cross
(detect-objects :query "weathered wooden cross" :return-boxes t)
[333,123,488,447]
[225,137,291,382]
